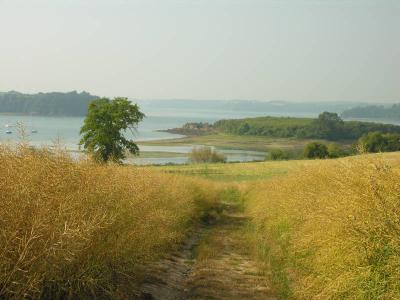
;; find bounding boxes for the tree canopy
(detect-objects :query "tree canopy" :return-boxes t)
[214,112,400,141]
[303,142,329,159]
[0,91,97,116]
[79,97,145,163]
[357,132,400,153]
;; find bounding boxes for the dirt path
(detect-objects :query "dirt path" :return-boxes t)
[139,201,276,300]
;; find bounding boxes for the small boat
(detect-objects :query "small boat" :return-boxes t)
[5,130,12,134]
[31,129,38,133]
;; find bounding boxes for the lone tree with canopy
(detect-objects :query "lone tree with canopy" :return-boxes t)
[79,97,144,163]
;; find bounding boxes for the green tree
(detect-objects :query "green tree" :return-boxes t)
[237,122,250,135]
[303,142,329,159]
[79,97,144,163]
[312,112,344,139]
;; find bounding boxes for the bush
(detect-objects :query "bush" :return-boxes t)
[303,142,328,159]
[327,143,345,158]
[267,149,290,161]
[189,146,227,163]
[357,131,400,153]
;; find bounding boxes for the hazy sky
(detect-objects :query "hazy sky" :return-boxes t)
[0,0,399,102]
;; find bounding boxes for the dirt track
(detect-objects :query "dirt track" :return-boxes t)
[139,202,276,300]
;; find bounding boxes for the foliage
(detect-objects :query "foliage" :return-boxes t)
[0,90,97,116]
[214,116,312,138]
[246,155,400,299]
[189,147,227,163]
[79,97,144,163]
[309,112,344,139]
[214,113,400,141]
[326,142,345,158]
[303,142,328,159]
[0,144,218,298]
[357,131,400,153]
[267,149,290,161]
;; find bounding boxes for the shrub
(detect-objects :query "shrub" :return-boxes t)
[189,146,227,163]
[267,149,290,161]
[327,142,345,158]
[303,142,328,159]
[357,131,400,153]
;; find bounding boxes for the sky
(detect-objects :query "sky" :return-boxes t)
[0,0,399,102]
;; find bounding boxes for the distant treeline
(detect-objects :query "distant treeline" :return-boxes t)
[0,91,97,116]
[214,112,400,141]
[341,104,400,120]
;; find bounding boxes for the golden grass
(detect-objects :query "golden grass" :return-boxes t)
[0,145,218,298]
[245,153,400,299]
[156,159,316,182]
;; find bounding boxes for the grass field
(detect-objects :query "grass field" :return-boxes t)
[139,133,350,152]
[153,159,313,182]
[3,140,400,299]
[135,151,185,158]
[154,152,400,298]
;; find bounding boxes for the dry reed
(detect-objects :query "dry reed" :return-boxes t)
[0,145,217,298]
[246,154,400,299]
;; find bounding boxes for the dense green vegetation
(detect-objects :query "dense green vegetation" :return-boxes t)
[357,132,400,153]
[303,142,329,159]
[80,98,144,163]
[214,112,400,141]
[342,104,400,120]
[0,91,97,116]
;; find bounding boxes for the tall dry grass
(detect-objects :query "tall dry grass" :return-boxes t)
[246,154,400,299]
[0,145,218,298]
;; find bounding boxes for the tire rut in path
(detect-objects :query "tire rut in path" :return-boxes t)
[139,203,276,300]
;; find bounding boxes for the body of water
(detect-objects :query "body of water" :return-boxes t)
[0,107,318,164]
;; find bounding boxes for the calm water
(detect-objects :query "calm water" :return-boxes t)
[0,107,314,164]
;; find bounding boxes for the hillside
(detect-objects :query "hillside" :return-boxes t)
[342,103,400,120]
[0,91,97,116]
